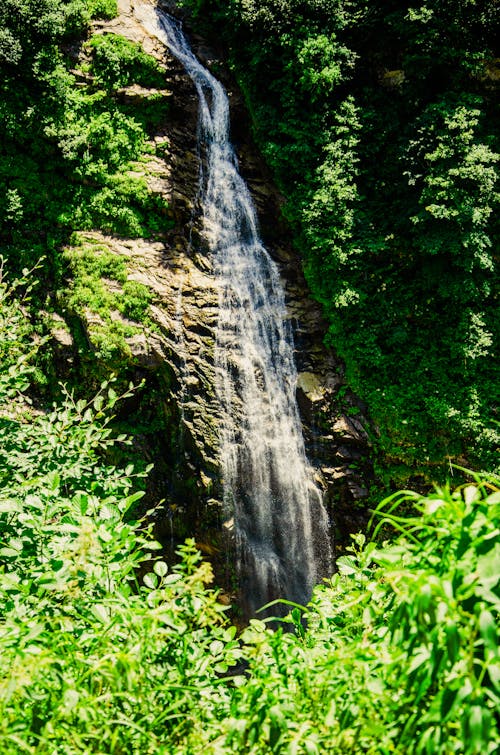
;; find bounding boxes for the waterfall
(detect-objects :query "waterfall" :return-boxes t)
[136,1,332,614]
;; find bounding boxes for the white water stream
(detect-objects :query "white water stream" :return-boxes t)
[136,1,332,613]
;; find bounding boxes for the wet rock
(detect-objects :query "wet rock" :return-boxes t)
[73,0,372,562]
[50,313,74,350]
[297,371,325,404]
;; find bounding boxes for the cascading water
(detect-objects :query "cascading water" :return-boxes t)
[136,1,332,614]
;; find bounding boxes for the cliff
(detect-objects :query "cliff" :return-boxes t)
[59,0,372,577]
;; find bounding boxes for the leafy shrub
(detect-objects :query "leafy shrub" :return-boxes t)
[0,3,170,284]
[67,172,172,237]
[90,33,165,89]
[121,279,153,321]
[0,267,239,754]
[53,101,145,178]
[87,0,117,20]
[215,477,500,754]
[0,266,498,753]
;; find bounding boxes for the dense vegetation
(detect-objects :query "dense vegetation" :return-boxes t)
[1,266,498,752]
[180,0,499,488]
[2,0,497,485]
[1,2,498,752]
[0,0,172,381]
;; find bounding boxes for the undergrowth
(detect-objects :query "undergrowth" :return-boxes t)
[1,266,498,753]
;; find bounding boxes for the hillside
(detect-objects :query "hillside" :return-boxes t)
[0,2,498,751]
[179,0,500,490]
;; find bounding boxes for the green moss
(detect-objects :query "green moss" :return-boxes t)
[121,279,154,321]
[60,239,154,361]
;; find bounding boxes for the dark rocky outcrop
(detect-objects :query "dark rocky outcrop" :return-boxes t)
[70,0,372,576]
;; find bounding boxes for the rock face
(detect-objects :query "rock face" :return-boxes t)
[74,0,372,570]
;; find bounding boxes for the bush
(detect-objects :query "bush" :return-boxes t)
[87,0,117,20]
[221,476,500,753]
[90,33,165,89]
[0,265,498,753]
[0,266,239,754]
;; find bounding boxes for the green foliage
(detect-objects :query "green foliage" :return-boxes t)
[367,479,500,752]
[0,0,172,409]
[0,0,88,61]
[59,238,154,361]
[0,267,238,754]
[1,266,498,753]
[121,279,154,321]
[87,0,117,19]
[181,0,499,486]
[0,0,171,282]
[224,477,500,754]
[90,33,165,89]
[62,169,171,238]
[0,3,498,745]
[51,96,145,178]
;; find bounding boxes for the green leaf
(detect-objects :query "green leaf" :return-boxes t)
[445,621,460,664]
[153,560,168,577]
[91,603,110,623]
[62,688,80,711]
[121,490,144,514]
[466,705,488,754]
[209,640,224,656]
[440,685,459,721]
[337,555,357,575]
[479,609,498,653]
[0,547,21,558]
[143,572,158,589]
[464,485,480,505]
[99,503,119,520]
[162,573,182,585]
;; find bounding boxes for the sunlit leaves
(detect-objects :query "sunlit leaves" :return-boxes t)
[90,33,165,90]
[294,34,356,102]
[0,284,498,754]
[187,0,499,481]
[406,97,499,269]
[0,272,237,753]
